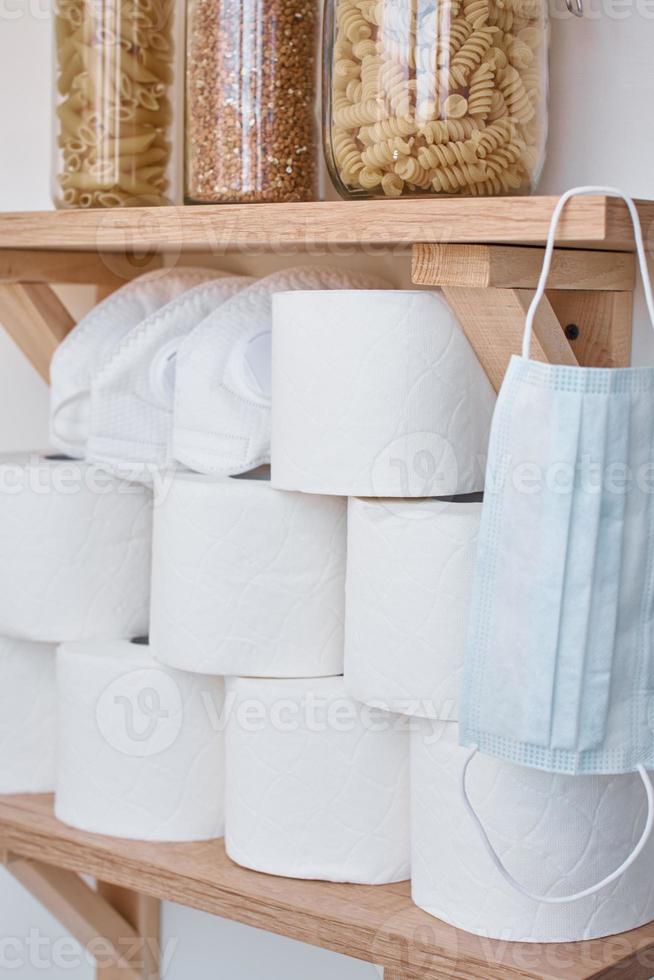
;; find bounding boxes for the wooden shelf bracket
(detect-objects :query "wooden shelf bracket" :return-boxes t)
[0,283,76,383]
[412,243,636,391]
[2,852,160,980]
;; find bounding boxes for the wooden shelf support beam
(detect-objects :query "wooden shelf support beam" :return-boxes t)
[412,243,636,291]
[96,882,161,980]
[412,244,635,391]
[547,289,633,373]
[0,249,163,286]
[3,853,160,980]
[0,283,75,382]
[440,285,578,392]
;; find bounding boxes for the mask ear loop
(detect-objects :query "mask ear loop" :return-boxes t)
[522,186,654,361]
[461,746,654,904]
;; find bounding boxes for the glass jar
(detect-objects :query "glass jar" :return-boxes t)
[324,0,548,198]
[52,0,177,208]
[185,0,320,203]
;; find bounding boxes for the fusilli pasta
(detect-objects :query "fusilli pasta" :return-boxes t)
[328,0,545,196]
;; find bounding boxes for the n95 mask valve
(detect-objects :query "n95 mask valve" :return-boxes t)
[172,266,391,477]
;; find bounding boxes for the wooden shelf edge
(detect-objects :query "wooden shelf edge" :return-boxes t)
[0,197,651,253]
[1,795,654,980]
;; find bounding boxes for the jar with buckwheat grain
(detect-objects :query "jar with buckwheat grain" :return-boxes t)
[185,0,320,203]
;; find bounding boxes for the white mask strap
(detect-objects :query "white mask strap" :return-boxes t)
[461,746,654,904]
[523,186,654,360]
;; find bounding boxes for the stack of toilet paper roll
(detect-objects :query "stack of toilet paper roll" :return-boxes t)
[0,272,236,838]
[37,269,249,840]
[270,290,493,713]
[0,452,151,797]
[145,268,417,881]
[149,468,413,881]
[269,286,654,942]
[5,271,652,943]
[208,285,496,884]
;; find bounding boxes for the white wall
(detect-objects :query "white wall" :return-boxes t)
[1,4,653,978]
[540,10,654,365]
[0,0,51,448]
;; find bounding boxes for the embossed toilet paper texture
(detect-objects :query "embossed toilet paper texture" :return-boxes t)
[0,455,152,642]
[271,290,496,497]
[225,676,411,883]
[0,636,56,793]
[411,721,654,942]
[151,473,346,676]
[50,268,225,457]
[56,640,225,841]
[345,497,481,719]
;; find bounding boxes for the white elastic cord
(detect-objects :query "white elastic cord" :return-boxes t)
[461,745,654,904]
[523,186,654,360]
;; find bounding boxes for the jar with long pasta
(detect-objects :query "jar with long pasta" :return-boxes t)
[324,0,548,198]
[52,0,178,208]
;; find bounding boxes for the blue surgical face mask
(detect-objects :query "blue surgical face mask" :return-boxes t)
[459,187,654,904]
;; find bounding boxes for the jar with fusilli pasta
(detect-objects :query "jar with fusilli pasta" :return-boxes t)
[52,0,178,208]
[323,0,548,198]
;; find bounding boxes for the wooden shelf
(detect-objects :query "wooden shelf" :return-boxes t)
[0,203,651,976]
[0,196,652,253]
[1,794,654,980]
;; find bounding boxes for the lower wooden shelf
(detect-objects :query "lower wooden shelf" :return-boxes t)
[1,794,654,980]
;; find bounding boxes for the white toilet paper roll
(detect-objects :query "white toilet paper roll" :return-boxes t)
[345,496,481,719]
[271,290,496,497]
[0,636,56,793]
[411,721,654,943]
[50,268,224,458]
[0,454,151,642]
[151,471,346,677]
[56,639,225,841]
[225,676,411,883]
